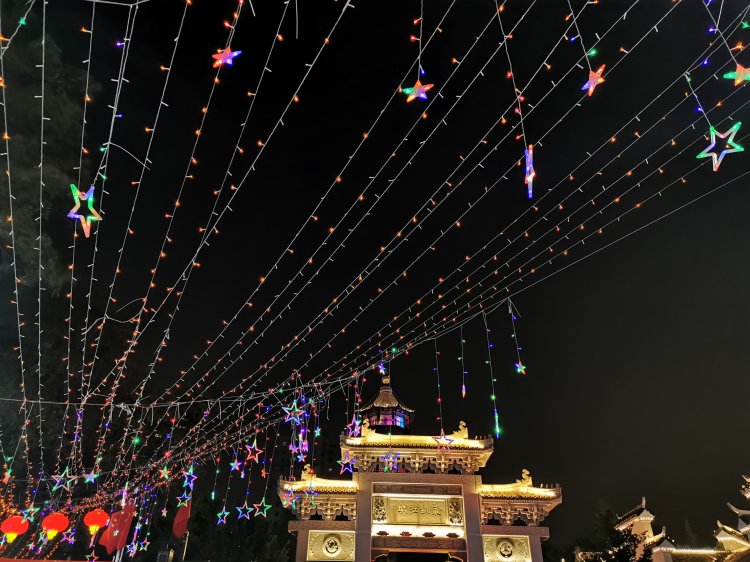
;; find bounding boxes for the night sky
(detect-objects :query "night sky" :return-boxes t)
[1,0,749,553]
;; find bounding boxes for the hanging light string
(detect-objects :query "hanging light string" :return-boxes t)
[432,339,444,430]
[70,2,139,478]
[459,326,467,398]
[508,299,525,375]
[92,0,240,481]
[0,0,33,504]
[495,1,527,149]
[55,0,97,482]
[701,0,740,65]
[481,311,501,438]
[417,0,424,79]
[565,0,593,72]
[238,38,748,424]
[86,0,459,411]
[267,6,741,395]
[684,72,714,129]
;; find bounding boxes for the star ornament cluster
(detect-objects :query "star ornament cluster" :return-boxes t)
[581,64,605,97]
[68,184,102,238]
[212,47,241,68]
[402,79,434,102]
[696,122,744,172]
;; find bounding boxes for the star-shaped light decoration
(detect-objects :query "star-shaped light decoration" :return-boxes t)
[126,543,137,557]
[160,465,170,480]
[380,450,400,472]
[402,79,434,102]
[22,504,40,523]
[212,47,242,68]
[68,184,102,238]
[345,415,361,437]
[182,465,197,490]
[337,451,356,474]
[86,553,99,562]
[253,497,271,518]
[581,64,605,97]
[434,429,454,453]
[62,530,76,545]
[296,452,307,463]
[244,439,263,462]
[229,457,242,472]
[216,507,230,525]
[236,501,253,520]
[2,469,11,484]
[723,63,750,86]
[161,508,168,518]
[283,399,304,424]
[281,489,296,509]
[696,122,744,171]
[84,471,99,484]
[176,491,192,508]
[524,145,535,199]
[52,466,76,492]
[139,539,150,552]
[515,362,527,375]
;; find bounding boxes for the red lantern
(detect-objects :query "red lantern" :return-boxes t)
[1,515,29,543]
[83,508,109,535]
[41,512,69,539]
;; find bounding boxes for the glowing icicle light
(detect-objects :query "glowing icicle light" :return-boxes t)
[722,63,750,86]
[524,145,535,199]
[696,122,744,171]
[581,64,605,96]
[461,383,466,398]
[402,79,434,102]
[212,47,242,67]
[68,184,102,238]
[493,408,502,438]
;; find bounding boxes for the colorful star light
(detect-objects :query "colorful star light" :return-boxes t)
[21,504,40,523]
[346,415,361,437]
[229,457,242,472]
[182,465,197,489]
[380,450,400,472]
[52,466,75,492]
[723,63,750,86]
[281,489,296,509]
[216,508,230,525]
[244,439,263,462]
[434,429,454,453]
[236,501,253,520]
[515,362,527,375]
[253,498,271,518]
[84,471,99,484]
[524,145,535,199]
[67,184,102,238]
[696,122,744,171]
[177,491,192,508]
[402,79,434,102]
[581,64,605,96]
[139,539,150,552]
[337,451,356,474]
[283,399,304,424]
[212,47,241,67]
[160,465,170,480]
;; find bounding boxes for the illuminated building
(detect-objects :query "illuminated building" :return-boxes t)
[278,373,562,561]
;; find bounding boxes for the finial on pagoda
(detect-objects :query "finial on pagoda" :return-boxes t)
[359,364,414,434]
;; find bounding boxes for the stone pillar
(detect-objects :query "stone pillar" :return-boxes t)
[464,475,484,561]
[294,529,309,562]
[354,473,372,562]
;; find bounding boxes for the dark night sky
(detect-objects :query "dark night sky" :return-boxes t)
[1,0,749,552]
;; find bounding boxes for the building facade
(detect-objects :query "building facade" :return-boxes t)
[278,374,561,561]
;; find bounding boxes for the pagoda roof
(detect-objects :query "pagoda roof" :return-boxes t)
[615,497,654,530]
[478,481,561,500]
[279,465,357,495]
[342,421,490,450]
[360,377,414,413]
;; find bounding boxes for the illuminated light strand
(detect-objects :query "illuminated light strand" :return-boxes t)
[459,326,467,398]
[75,0,724,482]
[150,0,680,460]
[508,300,525,375]
[55,0,97,485]
[34,0,48,500]
[482,312,502,438]
[241,23,749,424]
[70,2,139,477]
[701,0,740,66]
[105,0,294,484]
[81,0,357,467]
[145,0,546,435]
[0,0,34,504]
[432,340,445,431]
[96,0,239,484]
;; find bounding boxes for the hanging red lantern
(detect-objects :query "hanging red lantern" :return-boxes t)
[83,508,109,535]
[41,512,69,539]
[1,515,29,543]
